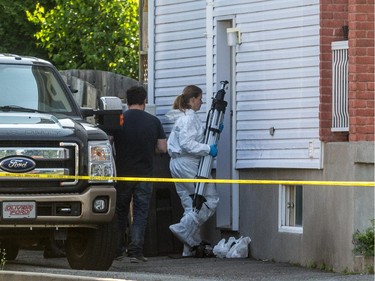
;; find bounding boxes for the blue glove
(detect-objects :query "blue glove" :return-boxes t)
[219,123,224,133]
[209,144,218,157]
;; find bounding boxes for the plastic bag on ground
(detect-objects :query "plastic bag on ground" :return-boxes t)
[212,236,236,258]
[226,236,251,258]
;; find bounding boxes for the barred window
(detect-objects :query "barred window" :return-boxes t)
[331,41,349,132]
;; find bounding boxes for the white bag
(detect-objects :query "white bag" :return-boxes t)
[225,236,251,258]
[212,237,236,258]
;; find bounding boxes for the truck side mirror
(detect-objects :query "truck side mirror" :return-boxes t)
[96,97,123,132]
[99,96,123,111]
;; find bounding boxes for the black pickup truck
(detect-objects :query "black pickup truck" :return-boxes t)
[0,54,121,270]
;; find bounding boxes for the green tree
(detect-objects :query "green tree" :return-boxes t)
[0,0,54,58]
[27,0,139,79]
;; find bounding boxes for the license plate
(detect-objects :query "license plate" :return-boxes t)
[2,201,36,219]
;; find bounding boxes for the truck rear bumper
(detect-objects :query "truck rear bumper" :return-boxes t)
[0,185,116,227]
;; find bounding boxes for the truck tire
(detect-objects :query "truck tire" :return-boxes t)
[0,240,19,261]
[65,216,118,270]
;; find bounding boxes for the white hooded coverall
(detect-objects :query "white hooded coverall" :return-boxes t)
[166,109,219,255]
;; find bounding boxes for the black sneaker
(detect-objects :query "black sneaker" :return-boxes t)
[115,249,125,261]
[129,256,148,263]
[115,254,124,261]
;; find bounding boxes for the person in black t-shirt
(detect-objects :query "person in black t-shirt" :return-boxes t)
[113,86,167,263]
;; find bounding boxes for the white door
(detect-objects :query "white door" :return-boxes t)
[215,20,239,231]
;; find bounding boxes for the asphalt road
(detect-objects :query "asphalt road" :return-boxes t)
[0,249,373,281]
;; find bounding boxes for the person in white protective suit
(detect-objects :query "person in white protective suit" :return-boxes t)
[166,85,219,257]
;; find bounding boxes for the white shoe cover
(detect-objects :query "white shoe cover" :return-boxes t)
[182,244,193,257]
[169,212,201,247]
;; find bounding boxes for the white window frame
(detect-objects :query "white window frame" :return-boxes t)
[278,185,303,234]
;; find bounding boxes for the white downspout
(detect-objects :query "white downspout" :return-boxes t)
[147,0,155,104]
[206,0,214,102]
[231,23,239,232]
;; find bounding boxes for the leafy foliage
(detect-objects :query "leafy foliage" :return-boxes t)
[27,0,139,79]
[0,0,53,58]
[353,220,375,256]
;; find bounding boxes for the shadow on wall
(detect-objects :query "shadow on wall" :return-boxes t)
[144,154,184,257]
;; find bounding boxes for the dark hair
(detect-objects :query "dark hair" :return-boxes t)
[126,86,147,106]
[174,85,203,111]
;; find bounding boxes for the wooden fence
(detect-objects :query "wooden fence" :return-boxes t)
[60,69,140,109]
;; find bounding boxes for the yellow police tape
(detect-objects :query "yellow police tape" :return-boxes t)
[0,172,374,187]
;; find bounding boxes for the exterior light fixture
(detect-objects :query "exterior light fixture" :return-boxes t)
[227,28,241,46]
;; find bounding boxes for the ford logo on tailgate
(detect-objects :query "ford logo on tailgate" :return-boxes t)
[0,157,36,173]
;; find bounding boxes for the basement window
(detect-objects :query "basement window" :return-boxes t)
[279,185,303,233]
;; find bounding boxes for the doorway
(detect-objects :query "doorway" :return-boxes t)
[215,20,239,231]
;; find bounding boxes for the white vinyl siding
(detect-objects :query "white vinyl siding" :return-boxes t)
[152,0,321,169]
[218,0,321,169]
[153,0,207,133]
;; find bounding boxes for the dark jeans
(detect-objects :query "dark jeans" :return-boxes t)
[116,181,152,257]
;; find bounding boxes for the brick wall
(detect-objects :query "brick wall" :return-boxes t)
[348,0,374,141]
[320,0,374,142]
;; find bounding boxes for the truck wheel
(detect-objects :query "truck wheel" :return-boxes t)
[0,240,19,261]
[65,217,118,270]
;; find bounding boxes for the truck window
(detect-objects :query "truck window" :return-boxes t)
[0,65,38,109]
[0,64,73,114]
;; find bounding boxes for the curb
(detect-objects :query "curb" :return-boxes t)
[0,271,126,281]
